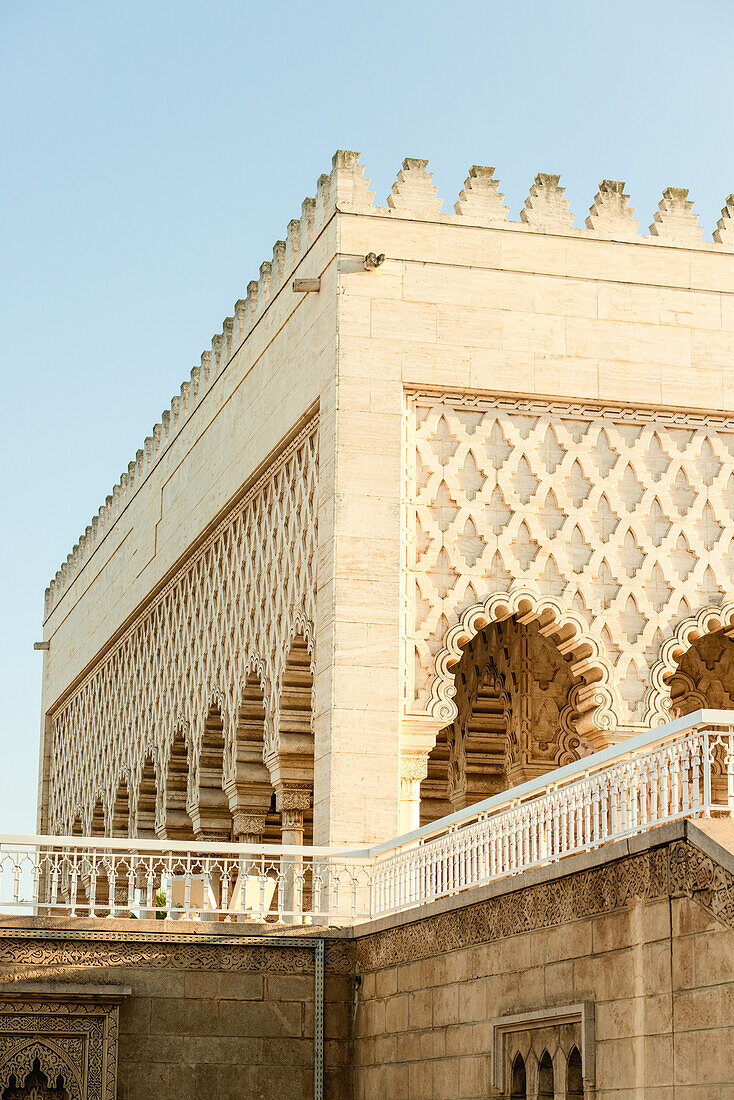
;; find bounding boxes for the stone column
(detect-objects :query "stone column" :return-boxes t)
[399,716,442,834]
[399,754,429,834]
[230,809,270,916]
[276,787,311,923]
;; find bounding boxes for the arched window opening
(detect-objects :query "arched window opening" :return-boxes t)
[190,706,231,840]
[567,1045,583,1099]
[2,1057,69,1100]
[111,779,130,837]
[164,731,195,841]
[510,1052,526,1100]
[230,674,274,843]
[421,617,580,823]
[668,626,734,802]
[90,798,105,837]
[136,755,157,838]
[538,1050,554,1100]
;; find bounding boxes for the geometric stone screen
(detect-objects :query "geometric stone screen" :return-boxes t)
[407,391,734,732]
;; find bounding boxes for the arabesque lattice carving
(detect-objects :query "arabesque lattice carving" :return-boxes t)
[407,393,734,730]
[0,998,119,1100]
[48,419,318,834]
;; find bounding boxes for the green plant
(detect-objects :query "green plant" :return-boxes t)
[155,888,167,920]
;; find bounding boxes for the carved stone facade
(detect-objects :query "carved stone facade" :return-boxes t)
[409,394,734,816]
[351,826,734,1097]
[408,394,734,730]
[0,933,353,1100]
[38,151,734,842]
[2,826,734,1096]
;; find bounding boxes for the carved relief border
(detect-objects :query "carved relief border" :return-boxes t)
[0,997,120,1100]
[0,932,353,977]
[357,846,670,971]
[357,834,734,972]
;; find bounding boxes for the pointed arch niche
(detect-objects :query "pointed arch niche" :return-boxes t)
[189,704,231,841]
[420,615,586,825]
[228,672,276,843]
[135,754,157,839]
[510,1053,526,1100]
[567,1046,584,1099]
[538,1050,554,1099]
[163,730,195,841]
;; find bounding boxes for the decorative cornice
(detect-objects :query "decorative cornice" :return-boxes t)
[407,388,734,429]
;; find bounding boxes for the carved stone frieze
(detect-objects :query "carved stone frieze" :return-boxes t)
[0,931,353,977]
[357,846,670,971]
[669,838,734,926]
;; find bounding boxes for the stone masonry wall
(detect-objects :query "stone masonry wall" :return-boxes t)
[4,823,734,1096]
[0,926,353,1100]
[351,821,734,1098]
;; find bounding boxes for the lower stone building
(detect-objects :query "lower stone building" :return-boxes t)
[1,817,734,1097]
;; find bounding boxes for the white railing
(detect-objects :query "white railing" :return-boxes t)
[3,710,733,925]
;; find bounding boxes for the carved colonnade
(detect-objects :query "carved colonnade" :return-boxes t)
[49,420,320,845]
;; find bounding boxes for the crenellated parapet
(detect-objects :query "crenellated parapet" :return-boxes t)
[45,150,734,617]
[43,150,372,618]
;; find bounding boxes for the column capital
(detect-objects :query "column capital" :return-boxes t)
[275,785,311,813]
[232,810,268,838]
[281,807,305,830]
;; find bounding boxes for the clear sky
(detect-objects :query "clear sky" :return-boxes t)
[2,0,733,833]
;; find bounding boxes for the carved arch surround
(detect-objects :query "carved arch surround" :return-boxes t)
[644,601,734,724]
[0,1041,81,1099]
[428,583,620,736]
[0,994,123,1100]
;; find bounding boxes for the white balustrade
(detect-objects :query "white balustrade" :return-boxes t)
[2,710,733,925]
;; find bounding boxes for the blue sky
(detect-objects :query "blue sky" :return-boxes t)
[2,0,733,833]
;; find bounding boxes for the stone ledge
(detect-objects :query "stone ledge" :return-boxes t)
[0,981,131,999]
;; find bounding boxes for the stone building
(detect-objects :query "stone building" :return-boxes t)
[6,152,734,1096]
